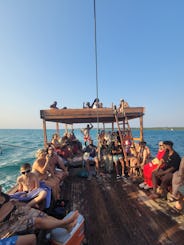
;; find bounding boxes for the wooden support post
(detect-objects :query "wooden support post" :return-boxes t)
[140,116,144,141]
[42,119,47,147]
[56,122,60,135]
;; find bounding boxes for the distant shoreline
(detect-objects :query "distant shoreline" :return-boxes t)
[0,127,184,130]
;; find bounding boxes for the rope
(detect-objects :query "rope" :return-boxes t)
[93,0,100,137]
[93,0,100,159]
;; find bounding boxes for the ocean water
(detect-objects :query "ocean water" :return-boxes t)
[0,128,184,192]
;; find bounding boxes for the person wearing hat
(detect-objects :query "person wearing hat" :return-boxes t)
[150,141,181,200]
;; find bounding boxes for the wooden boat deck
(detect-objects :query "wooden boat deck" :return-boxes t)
[60,167,184,245]
[39,104,184,245]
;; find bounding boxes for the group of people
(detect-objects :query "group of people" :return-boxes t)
[138,140,184,212]
[50,101,67,110]
[83,98,103,109]
[0,182,79,244]
[0,145,79,244]
[1,124,184,244]
[81,126,184,212]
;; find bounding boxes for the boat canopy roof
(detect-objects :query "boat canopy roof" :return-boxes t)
[40,107,145,124]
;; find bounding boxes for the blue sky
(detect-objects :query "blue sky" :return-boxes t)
[0,0,184,129]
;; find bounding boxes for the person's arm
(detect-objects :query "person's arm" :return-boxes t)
[156,167,174,177]
[17,177,24,192]
[57,155,68,173]
[32,157,50,175]
[31,174,40,190]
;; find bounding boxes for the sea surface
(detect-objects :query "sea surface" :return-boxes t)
[0,128,184,192]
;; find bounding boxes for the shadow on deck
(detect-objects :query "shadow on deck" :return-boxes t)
[60,167,184,245]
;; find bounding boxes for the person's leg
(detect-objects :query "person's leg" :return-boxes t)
[85,160,90,173]
[175,194,183,210]
[160,172,173,198]
[113,156,119,177]
[94,157,99,175]
[16,234,36,245]
[34,210,79,231]
[129,157,138,175]
[119,157,125,177]
[171,171,181,199]
[152,169,163,194]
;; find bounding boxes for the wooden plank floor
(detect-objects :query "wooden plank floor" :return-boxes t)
[60,168,184,245]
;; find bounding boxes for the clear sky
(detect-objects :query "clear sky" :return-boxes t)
[0,0,184,129]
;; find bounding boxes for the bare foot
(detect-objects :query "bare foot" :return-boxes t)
[66,219,78,232]
[63,210,79,226]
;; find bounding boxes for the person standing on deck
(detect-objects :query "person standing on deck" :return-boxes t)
[83,139,99,180]
[111,139,125,179]
[81,123,93,146]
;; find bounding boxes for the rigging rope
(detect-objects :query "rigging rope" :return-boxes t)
[93,0,100,137]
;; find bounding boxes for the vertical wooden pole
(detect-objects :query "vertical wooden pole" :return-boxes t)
[56,122,60,135]
[42,119,47,148]
[140,116,144,141]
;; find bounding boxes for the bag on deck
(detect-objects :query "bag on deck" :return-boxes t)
[48,199,70,219]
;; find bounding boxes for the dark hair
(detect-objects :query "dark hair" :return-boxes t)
[140,141,146,145]
[163,141,173,147]
[21,163,31,169]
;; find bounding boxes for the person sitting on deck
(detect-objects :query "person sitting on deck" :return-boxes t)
[51,133,62,149]
[81,123,93,146]
[50,101,59,109]
[150,141,181,200]
[91,98,100,108]
[45,145,69,182]
[83,139,99,180]
[0,185,79,240]
[129,141,151,176]
[83,102,91,108]
[173,185,184,212]
[9,163,49,209]
[32,149,63,201]
[169,156,184,202]
[111,139,125,179]
[139,141,166,190]
[118,99,129,113]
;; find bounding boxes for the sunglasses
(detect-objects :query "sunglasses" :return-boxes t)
[21,169,31,175]
[159,145,163,147]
